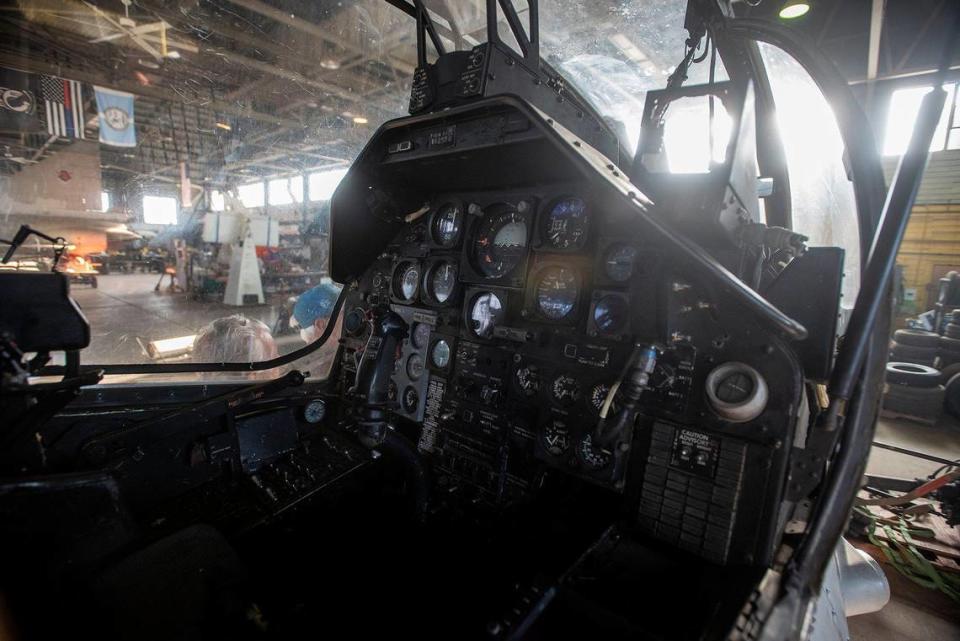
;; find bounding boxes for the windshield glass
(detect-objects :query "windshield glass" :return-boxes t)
[1,0,418,377]
[3,1,838,380]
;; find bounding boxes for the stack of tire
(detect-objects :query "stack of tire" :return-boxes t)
[940,310,960,371]
[889,329,940,367]
[883,362,944,422]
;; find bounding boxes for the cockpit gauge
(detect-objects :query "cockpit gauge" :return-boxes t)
[302,399,327,424]
[411,322,431,349]
[430,339,451,369]
[535,267,579,321]
[516,364,541,397]
[589,383,620,416]
[468,291,505,339]
[425,260,458,304]
[402,386,419,413]
[406,353,425,380]
[392,261,420,302]
[542,419,571,457]
[551,374,581,406]
[602,243,639,283]
[472,204,529,279]
[577,435,612,470]
[543,196,589,250]
[431,202,464,248]
[593,294,629,335]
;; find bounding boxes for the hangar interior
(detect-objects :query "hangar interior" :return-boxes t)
[1,1,959,640]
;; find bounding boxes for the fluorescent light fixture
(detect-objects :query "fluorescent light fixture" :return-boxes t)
[353,116,368,125]
[215,122,232,131]
[166,50,181,59]
[320,59,340,70]
[779,1,810,19]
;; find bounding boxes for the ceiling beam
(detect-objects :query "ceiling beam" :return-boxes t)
[866,0,886,81]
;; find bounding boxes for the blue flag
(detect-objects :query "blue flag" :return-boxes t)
[94,86,136,147]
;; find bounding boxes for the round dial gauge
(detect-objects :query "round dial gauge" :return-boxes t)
[406,353,425,380]
[411,322,431,349]
[303,399,327,424]
[469,291,505,339]
[551,374,581,406]
[589,383,620,416]
[427,261,458,304]
[393,262,420,302]
[593,294,628,335]
[542,419,570,457]
[431,202,463,248]
[402,386,419,413]
[431,339,451,369]
[603,244,639,283]
[577,434,612,470]
[473,205,529,279]
[515,364,541,397]
[535,267,579,321]
[544,196,589,250]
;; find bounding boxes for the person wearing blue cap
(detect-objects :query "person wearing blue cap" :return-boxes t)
[290,281,342,344]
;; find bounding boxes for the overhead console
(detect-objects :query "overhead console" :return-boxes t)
[327,88,838,567]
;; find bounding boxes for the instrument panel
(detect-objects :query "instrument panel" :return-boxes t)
[337,179,803,566]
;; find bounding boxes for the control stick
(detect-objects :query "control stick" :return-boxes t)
[592,345,658,450]
[353,309,408,447]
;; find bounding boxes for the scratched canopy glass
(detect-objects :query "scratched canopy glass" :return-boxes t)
[0,0,421,379]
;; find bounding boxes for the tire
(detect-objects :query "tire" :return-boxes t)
[946,323,960,340]
[894,329,940,347]
[946,373,960,418]
[890,342,938,365]
[940,348,960,368]
[885,362,940,388]
[884,384,945,417]
[941,362,960,384]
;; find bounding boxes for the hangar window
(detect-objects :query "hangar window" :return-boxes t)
[142,195,178,226]
[238,182,266,208]
[100,191,110,212]
[883,82,959,156]
[268,176,304,206]
[308,169,349,201]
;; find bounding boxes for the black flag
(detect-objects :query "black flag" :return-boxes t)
[0,68,43,133]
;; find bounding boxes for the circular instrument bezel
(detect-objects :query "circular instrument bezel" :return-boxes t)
[421,258,460,307]
[390,259,422,304]
[539,195,590,251]
[428,337,453,372]
[429,200,465,249]
[590,292,630,337]
[600,242,640,284]
[468,203,531,283]
[533,264,581,322]
[464,289,507,340]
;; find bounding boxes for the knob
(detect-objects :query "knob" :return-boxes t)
[705,362,769,423]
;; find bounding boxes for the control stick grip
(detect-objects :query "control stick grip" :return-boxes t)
[353,309,408,446]
[592,345,658,449]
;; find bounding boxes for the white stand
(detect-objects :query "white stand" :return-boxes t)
[223,231,264,306]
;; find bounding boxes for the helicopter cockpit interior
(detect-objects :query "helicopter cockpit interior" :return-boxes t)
[2,0,939,639]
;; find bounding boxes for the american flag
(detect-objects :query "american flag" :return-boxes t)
[39,75,84,139]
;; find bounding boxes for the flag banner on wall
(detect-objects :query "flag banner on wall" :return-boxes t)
[93,86,136,147]
[40,74,84,139]
[0,68,43,133]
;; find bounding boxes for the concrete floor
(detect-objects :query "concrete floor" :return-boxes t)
[69,274,960,635]
[71,273,297,364]
[850,415,960,640]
